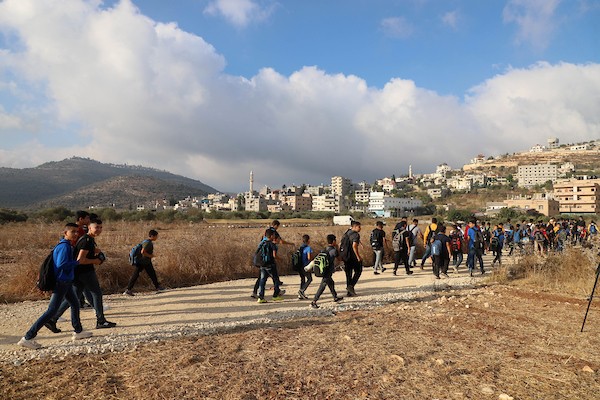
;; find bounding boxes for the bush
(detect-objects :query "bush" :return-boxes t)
[31,207,73,223]
[0,209,28,223]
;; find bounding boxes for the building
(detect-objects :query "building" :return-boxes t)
[570,144,591,151]
[529,144,546,153]
[503,193,559,217]
[377,177,397,192]
[485,202,507,215]
[446,177,472,191]
[331,176,352,197]
[547,137,559,149]
[282,193,312,211]
[368,192,423,217]
[435,163,452,177]
[553,178,600,213]
[304,185,326,196]
[312,194,341,213]
[427,188,449,199]
[516,164,558,188]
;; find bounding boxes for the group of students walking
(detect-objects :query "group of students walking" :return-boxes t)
[18,211,163,350]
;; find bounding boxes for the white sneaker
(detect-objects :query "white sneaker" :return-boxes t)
[18,337,42,349]
[103,304,111,311]
[57,317,67,322]
[72,331,93,340]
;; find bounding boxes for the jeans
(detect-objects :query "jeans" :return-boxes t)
[433,255,449,277]
[493,247,503,265]
[452,251,463,269]
[373,249,384,272]
[298,266,313,293]
[467,248,484,272]
[25,280,82,339]
[127,261,161,290]
[257,264,281,299]
[421,244,432,266]
[344,258,362,289]
[394,251,410,274]
[54,269,105,323]
[313,268,337,302]
[408,245,417,266]
[253,264,281,294]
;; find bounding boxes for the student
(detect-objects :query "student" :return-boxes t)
[491,223,505,266]
[297,234,313,300]
[343,221,363,297]
[310,234,343,309]
[52,219,116,329]
[370,221,387,274]
[124,230,165,296]
[407,219,422,267]
[432,225,452,279]
[252,220,292,297]
[420,218,438,269]
[18,223,93,349]
[256,229,285,303]
[74,210,94,309]
[392,220,413,276]
[450,225,463,272]
[466,218,485,276]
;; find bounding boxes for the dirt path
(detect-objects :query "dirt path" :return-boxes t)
[0,257,493,357]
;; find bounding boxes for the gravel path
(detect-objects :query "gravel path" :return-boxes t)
[0,258,495,365]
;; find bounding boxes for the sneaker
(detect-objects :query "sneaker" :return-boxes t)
[103,304,111,311]
[453,266,458,273]
[469,270,473,277]
[72,331,93,340]
[381,267,387,273]
[393,270,397,276]
[406,271,414,275]
[347,286,357,296]
[250,293,258,299]
[18,337,41,350]
[278,289,286,297]
[272,295,284,301]
[257,298,267,304]
[442,273,449,278]
[298,290,309,300]
[310,302,319,309]
[123,289,134,296]
[44,320,61,334]
[481,270,485,275]
[96,320,117,329]
[57,317,67,322]
[156,286,166,292]
[81,302,93,309]
[435,275,441,279]
[374,271,380,275]
[333,297,343,302]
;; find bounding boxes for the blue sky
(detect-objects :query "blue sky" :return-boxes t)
[0,0,599,192]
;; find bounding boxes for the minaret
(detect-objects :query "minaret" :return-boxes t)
[249,170,254,198]
[408,165,413,179]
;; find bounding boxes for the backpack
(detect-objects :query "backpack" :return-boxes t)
[534,230,545,241]
[370,229,382,250]
[253,240,271,267]
[490,236,499,251]
[392,229,401,252]
[291,244,307,272]
[312,251,330,277]
[339,231,352,262]
[473,228,484,250]
[590,224,598,234]
[450,233,461,252]
[129,239,149,266]
[408,226,417,245]
[37,249,57,292]
[425,224,435,244]
[431,236,442,256]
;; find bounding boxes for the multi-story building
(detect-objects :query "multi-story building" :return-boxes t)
[517,164,558,188]
[503,193,560,217]
[553,178,600,213]
[282,193,312,211]
[331,176,352,197]
[312,194,341,213]
[377,177,397,192]
[368,192,423,217]
[304,184,326,196]
[446,177,472,191]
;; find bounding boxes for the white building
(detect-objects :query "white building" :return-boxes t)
[331,176,352,197]
[435,163,452,177]
[377,177,397,192]
[517,164,558,188]
[312,194,341,213]
[570,144,591,151]
[529,144,546,153]
[368,192,423,217]
[446,177,473,191]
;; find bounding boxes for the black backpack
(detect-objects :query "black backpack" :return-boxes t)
[474,228,485,250]
[37,248,57,292]
[339,231,352,262]
[253,240,270,267]
[370,229,382,250]
[291,244,307,271]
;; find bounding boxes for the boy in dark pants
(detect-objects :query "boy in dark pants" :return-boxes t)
[345,221,363,297]
[257,229,285,303]
[18,223,93,349]
[392,220,413,276]
[124,230,164,296]
[297,234,313,300]
[310,234,343,309]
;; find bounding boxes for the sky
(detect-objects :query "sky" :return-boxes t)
[0,0,599,193]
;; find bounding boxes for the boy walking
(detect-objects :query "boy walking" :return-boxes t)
[18,223,93,349]
[297,234,313,300]
[370,221,387,274]
[310,234,343,309]
[256,229,285,303]
[343,221,363,297]
[124,230,164,296]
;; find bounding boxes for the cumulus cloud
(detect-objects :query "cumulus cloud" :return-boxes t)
[0,0,598,192]
[441,10,460,30]
[503,0,561,50]
[203,0,276,28]
[380,16,414,39]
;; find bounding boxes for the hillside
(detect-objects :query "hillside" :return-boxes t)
[0,157,218,209]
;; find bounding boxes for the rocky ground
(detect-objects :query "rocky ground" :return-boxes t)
[1,259,600,399]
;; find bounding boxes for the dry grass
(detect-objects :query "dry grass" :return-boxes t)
[2,285,599,399]
[0,221,412,303]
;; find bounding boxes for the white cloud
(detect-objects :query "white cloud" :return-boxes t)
[503,0,561,50]
[0,0,598,191]
[441,10,459,30]
[203,0,276,28]
[380,17,414,39]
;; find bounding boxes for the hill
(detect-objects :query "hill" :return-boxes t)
[0,157,218,209]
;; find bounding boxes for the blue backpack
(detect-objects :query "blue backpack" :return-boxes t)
[431,237,442,256]
[129,239,149,265]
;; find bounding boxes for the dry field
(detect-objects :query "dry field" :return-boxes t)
[1,284,600,399]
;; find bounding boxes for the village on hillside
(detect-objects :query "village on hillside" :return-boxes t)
[139,138,600,218]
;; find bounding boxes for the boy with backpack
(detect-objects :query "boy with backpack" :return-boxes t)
[310,234,343,309]
[294,234,313,300]
[18,223,93,349]
[491,223,505,266]
[466,218,485,276]
[449,225,463,272]
[339,221,363,297]
[370,221,387,275]
[256,229,285,303]
[420,218,438,269]
[431,225,452,279]
[123,230,164,296]
[391,220,413,276]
